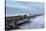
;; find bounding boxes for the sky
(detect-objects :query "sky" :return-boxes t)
[6,0,44,2]
[6,0,44,16]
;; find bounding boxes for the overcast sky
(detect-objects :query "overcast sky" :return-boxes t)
[6,0,44,16]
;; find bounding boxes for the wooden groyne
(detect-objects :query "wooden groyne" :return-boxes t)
[5,14,43,30]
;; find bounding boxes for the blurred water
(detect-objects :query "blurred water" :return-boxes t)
[19,15,44,29]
